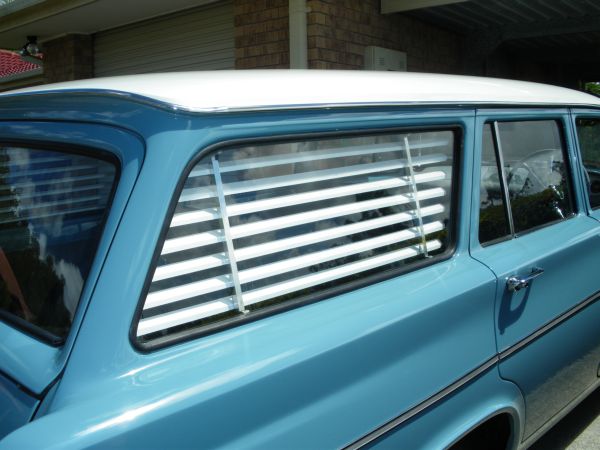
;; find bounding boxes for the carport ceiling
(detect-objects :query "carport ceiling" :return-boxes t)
[383,0,600,63]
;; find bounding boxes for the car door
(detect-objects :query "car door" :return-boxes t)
[470,109,600,441]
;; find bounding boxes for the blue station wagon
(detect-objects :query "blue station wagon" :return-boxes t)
[0,71,599,449]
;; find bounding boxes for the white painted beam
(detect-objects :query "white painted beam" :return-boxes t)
[381,0,469,14]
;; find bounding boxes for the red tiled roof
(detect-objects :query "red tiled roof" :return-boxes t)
[0,49,41,78]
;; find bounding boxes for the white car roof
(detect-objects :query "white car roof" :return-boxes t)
[3,70,600,112]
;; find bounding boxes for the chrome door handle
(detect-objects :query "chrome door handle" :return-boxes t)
[507,267,544,292]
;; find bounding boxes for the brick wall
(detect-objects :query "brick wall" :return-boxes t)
[306,0,462,73]
[234,0,290,69]
[43,34,93,83]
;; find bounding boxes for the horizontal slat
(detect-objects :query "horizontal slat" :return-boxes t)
[0,195,102,215]
[0,184,104,203]
[239,221,444,284]
[187,139,448,179]
[161,229,224,255]
[0,205,104,224]
[231,187,445,239]
[188,165,212,178]
[178,186,217,203]
[227,171,445,217]
[137,296,236,336]
[152,252,228,282]
[223,153,447,196]
[1,155,80,167]
[170,207,220,227]
[0,174,107,192]
[215,139,449,174]
[242,240,442,306]
[234,203,444,262]
[145,274,232,309]
[5,164,97,179]
[182,156,447,205]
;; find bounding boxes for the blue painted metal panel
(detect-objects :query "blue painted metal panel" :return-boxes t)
[0,322,58,398]
[365,367,525,449]
[500,296,600,437]
[0,373,38,440]
[1,258,498,449]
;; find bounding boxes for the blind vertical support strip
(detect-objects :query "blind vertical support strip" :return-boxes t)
[403,136,430,258]
[211,156,246,313]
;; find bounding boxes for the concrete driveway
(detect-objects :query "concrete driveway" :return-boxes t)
[529,387,600,450]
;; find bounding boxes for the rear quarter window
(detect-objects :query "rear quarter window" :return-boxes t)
[0,145,117,342]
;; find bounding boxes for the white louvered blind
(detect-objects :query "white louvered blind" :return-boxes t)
[137,131,455,341]
[0,150,115,226]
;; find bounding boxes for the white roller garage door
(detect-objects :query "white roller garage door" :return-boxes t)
[94,0,233,77]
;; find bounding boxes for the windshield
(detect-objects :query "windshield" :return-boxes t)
[0,145,117,342]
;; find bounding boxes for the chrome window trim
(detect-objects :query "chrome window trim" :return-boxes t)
[492,121,516,236]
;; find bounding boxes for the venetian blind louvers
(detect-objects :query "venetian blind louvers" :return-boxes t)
[0,153,114,225]
[137,134,452,338]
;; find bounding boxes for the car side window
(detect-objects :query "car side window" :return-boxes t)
[575,118,600,209]
[136,129,457,346]
[0,146,117,342]
[479,119,574,244]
